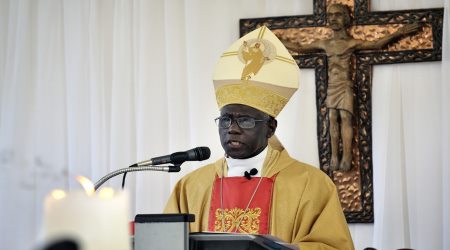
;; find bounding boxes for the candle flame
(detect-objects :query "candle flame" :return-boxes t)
[51,189,67,200]
[98,187,115,199]
[76,175,95,196]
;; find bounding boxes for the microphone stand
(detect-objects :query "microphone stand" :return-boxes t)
[94,164,181,191]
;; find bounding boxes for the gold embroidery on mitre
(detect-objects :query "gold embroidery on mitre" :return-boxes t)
[215,84,288,117]
[238,38,277,81]
[214,207,262,233]
[274,55,296,65]
[222,51,238,57]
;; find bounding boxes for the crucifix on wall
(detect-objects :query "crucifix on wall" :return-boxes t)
[240,0,443,223]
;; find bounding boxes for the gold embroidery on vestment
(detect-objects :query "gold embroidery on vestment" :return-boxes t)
[214,207,262,233]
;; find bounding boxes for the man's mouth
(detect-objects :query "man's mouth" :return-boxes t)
[227,140,243,147]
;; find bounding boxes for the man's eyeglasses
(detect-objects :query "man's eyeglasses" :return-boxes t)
[214,116,268,129]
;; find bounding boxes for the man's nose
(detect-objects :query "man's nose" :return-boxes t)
[227,120,242,133]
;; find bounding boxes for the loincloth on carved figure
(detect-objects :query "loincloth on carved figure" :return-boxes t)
[325,80,354,115]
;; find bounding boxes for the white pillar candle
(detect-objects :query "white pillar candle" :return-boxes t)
[43,188,131,250]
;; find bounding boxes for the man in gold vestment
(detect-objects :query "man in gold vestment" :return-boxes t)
[164,26,354,250]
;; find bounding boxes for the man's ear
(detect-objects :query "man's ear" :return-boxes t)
[267,118,277,138]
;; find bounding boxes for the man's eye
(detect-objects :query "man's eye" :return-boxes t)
[238,117,253,123]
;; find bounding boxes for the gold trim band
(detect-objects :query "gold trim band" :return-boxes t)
[215,83,288,117]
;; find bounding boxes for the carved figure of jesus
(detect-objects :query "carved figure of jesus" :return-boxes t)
[282,4,420,171]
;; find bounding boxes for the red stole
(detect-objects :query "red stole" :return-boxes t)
[208,175,277,234]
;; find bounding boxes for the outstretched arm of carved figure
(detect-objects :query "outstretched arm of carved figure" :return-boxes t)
[356,23,421,50]
[282,39,323,53]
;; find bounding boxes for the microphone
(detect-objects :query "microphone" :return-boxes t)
[244,168,258,180]
[121,147,211,189]
[135,147,211,166]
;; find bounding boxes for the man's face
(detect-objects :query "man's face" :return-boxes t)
[327,6,349,31]
[218,104,276,159]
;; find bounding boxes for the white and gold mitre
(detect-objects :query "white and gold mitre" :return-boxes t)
[213,26,300,117]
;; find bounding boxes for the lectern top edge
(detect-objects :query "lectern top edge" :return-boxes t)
[135,213,195,223]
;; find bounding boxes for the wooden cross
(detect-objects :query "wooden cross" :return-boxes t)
[240,0,443,223]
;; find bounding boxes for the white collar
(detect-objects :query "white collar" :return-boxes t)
[225,147,267,177]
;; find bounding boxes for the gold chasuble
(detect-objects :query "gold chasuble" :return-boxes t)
[164,141,355,250]
[209,175,276,234]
